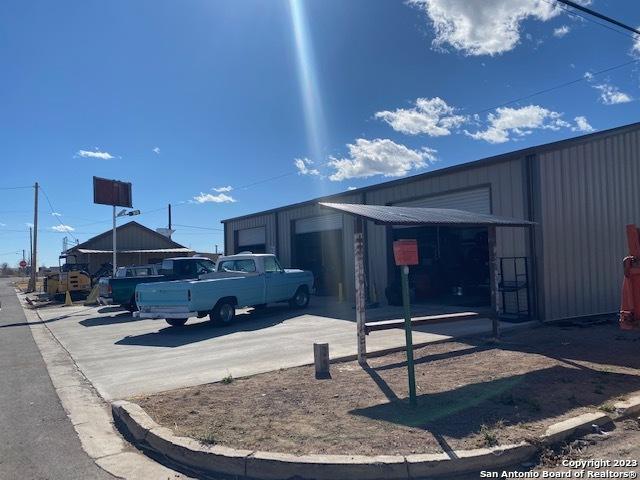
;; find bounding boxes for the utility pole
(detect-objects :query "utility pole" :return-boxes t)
[168,203,172,230]
[29,227,32,267]
[112,205,117,276]
[28,182,38,292]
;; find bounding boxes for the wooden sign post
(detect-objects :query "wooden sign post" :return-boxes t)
[393,239,419,407]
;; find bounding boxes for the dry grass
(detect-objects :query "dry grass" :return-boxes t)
[135,322,640,456]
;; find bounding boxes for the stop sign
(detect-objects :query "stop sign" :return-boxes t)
[19,260,27,268]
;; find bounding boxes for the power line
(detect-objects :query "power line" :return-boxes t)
[553,0,640,38]
[0,186,33,191]
[39,186,80,243]
[472,58,640,115]
[173,223,224,232]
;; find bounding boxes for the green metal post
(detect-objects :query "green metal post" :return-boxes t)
[401,265,417,407]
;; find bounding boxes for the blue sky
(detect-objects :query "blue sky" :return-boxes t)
[1,0,639,266]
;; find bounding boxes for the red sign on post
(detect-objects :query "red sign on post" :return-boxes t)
[19,260,27,268]
[93,177,133,208]
[393,239,419,266]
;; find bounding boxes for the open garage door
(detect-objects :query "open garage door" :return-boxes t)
[237,226,266,254]
[389,187,491,306]
[293,214,344,296]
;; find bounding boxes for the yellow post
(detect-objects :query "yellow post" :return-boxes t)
[64,290,73,306]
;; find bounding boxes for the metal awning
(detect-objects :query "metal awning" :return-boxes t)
[319,202,533,227]
[75,248,194,254]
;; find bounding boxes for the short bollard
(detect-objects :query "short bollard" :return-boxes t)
[313,342,330,379]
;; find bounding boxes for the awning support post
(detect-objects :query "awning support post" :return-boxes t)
[355,218,367,365]
[488,226,500,340]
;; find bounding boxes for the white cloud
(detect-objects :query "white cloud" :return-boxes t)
[51,224,75,232]
[583,72,633,105]
[466,105,571,144]
[51,212,62,217]
[152,147,160,154]
[553,25,570,38]
[0,223,5,227]
[212,186,233,192]
[328,138,437,181]
[76,149,115,160]
[25,223,34,228]
[294,158,320,176]
[375,97,467,136]
[632,30,640,57]
[408,0,560,56]
[192,192,236,204]
[573,116,594,133]
[347,186,357,191]
[594,83,632,105]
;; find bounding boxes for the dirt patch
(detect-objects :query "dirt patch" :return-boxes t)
[135,322,640,456]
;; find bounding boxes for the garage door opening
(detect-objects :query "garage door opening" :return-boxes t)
[387,226,490,307]
[293,214,344,297]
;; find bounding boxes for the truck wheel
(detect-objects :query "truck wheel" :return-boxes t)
[166,318,187,327]
[210,301,235,326]
[126,295,138,312]
[289,286,310,309]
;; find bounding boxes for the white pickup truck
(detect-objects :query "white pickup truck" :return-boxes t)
[134,253,314,327]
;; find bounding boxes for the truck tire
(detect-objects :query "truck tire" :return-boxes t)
[289,286,310,309]
[210,300,235,326]
[166,318,188,327]
[126,295,138,312]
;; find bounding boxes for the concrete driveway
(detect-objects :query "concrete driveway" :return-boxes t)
[22,296,529,400]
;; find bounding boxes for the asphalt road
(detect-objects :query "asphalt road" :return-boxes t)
[30,295,527,400]
[0,278,114,480]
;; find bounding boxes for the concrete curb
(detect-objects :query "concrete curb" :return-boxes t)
[113,400,538,479]
[113,395,640,479]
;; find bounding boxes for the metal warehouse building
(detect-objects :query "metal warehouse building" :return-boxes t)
[222,122,640,322]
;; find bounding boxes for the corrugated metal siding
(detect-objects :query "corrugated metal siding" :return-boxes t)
[538,129,640,320]
[365,159,529,304]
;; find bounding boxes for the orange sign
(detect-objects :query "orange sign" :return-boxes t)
[393,239,419,266]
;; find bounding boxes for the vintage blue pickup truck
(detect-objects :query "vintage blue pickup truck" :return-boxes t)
[134,253,314,327]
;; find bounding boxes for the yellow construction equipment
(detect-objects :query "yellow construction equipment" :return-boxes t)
[45,264,92,300]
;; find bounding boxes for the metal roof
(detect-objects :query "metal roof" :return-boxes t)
[319,202,533,227]
[76,248,194,254]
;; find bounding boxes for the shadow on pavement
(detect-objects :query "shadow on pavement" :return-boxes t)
[79,312,136,327]
[115,308,291,347]
[97,306,126,314]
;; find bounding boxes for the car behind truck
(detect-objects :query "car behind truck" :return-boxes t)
[99,257,217,311]
[134,253,314,327]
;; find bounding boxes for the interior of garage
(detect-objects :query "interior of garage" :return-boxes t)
[386,226,490,307]
[292,214,344,297]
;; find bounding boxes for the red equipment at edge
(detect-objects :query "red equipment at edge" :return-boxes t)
[620,224,640,330]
